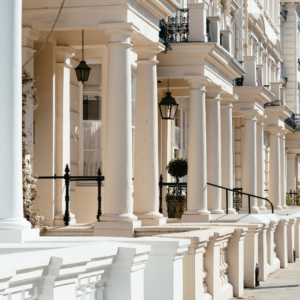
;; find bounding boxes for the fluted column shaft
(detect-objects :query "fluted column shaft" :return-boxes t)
[0,0,32,230]
[268,127,282,210]
[133,46,164,224]
[220,101,235,213]
[206,94,223,214]
[182,77,210,222]
[241,111,259,212]
[280,132,287,209]
[257,117,265,209]
[100,25,137,222]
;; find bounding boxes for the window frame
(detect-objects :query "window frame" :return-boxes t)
[79,59,103,185]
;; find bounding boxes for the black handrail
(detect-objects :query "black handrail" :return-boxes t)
[207,183,274,214]
[38,164,105,226]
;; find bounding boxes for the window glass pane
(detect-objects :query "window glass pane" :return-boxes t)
[175,127,180,149]
[83,151,101,176]
[132,128,135,177]
[132,99,136,127]
[83,94,101,120]
[84,122,102,150]
[183,111,186,128]
[175,109,180,128]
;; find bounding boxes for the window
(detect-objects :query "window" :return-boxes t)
[82,93,102,176]
[173,109,187,159]
[81,64,102,177]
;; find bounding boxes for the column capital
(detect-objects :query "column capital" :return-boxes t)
[220,94,238,105]
[22,27,40,48]
[268,126,282,135]
[56,46,76,64]
[280,129,288,137]
[256,115,266,125]
[241,109,260,120]
[133,43,164,55]
[99,23,138,42]
[287,152,297,159]
[184,75,210,89]
[206,86,223,99]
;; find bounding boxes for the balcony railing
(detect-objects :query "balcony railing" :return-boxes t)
[233,75,244,86]
[206,19,212,42]
[285,114,300,132]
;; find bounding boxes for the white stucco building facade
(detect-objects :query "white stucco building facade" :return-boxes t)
[2,1,300,299]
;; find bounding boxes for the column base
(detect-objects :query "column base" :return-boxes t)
[227,208,237,214]
[0,218,31,230]
[210,209,225,214]
[282,205,288,210]
[239,208,260,214]
[259,206,267,210]
[93,221,142,237]
[275,206,283,210]
[141,218,167,226]
[181,214,210,223]
[0,229,39,243]
[134,212,165,226]
[54,213,76,226]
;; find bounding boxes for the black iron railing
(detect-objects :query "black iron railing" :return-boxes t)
[234,75,244,86]
[220,33,223,46]
[286,190,300,206]
[159,175,187,218]
[264,100,281,108]
[284,114,300,132]
[206,19,212,42]
[168,9,189,43]
[207,183,274,214]
[38,164,104,226]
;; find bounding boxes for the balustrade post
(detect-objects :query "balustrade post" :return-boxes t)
[63,164,71,226]
[97,168,102,222]
[159,175,163,214]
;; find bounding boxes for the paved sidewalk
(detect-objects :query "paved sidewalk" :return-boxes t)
[231,260,300,300]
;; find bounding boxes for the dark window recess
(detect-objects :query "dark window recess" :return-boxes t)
[83,96,100,120]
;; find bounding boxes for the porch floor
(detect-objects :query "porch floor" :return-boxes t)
[231,259,300,300]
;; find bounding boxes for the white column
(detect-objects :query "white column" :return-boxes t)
[257,116,266,209]
[206,91,223,214]
[98,24,138,225]
[133,45,165,226]
[181,76,210,223]
[54,47,76,226]
[0,0,32,231]
[287,152,297,193]
[22,28,41,161]
[241,111,259,212]
[268,126,282,210]
[281,131,287,209]
[220,99,235,213]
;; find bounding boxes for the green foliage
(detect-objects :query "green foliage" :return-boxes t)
[166,158,188,178]
[22,70,48,235]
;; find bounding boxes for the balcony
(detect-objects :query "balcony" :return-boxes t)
[285,114,300,132]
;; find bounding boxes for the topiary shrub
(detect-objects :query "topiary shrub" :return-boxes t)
[166,158,188,179]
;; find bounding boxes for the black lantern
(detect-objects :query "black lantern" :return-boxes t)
[75,30,91,84]
[159,79,178,120]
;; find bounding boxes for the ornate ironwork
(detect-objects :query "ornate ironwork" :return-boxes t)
[38,164,105,226]
[255,263,260,287]
[206,19,212,42]
[159,19,172,53]
[220,33,223,46]
[234,75,244,86]
[159,175,187,218]
[159,9,189,53]
[286,190,300,206]
[233,188,243,213]
[264,100,281,108]
[168,9,189,43]
[284,114,300,132]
